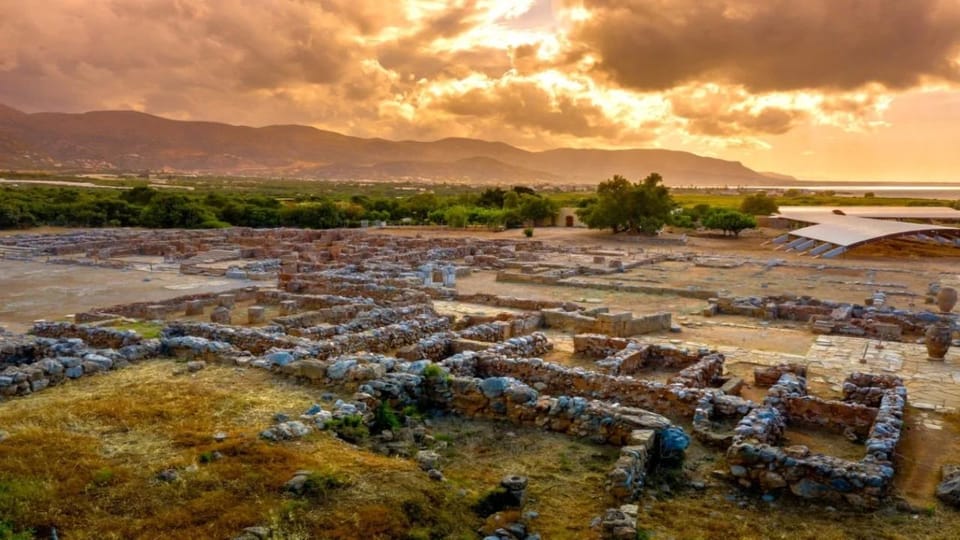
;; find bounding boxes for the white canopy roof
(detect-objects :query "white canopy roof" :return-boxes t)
[777,206,960,222]
[788,216,960,247]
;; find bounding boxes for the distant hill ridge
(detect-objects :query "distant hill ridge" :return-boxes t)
[0,103,783,185]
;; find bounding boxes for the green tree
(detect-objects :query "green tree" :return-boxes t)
[122,185,158,206]
[503,191,520,209]
[577,173,674,234]
[140,194,221,228]
[279,201,344,229]
[518,194,558,225]
[703,209,757,237]
[477,188,506,208]
[443,205,470,228]
[739,192,779,215]
[0,201,36,229]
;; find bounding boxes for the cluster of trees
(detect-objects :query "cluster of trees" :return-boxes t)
[576,173,758,238]
[0,184,560,231]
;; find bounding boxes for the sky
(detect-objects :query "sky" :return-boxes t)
[1,0,959,182]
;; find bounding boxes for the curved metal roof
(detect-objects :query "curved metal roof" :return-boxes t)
[777,206,960,222]
[788,216,960,247]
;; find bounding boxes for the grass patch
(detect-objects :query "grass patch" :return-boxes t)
[422,363,449,382]
[0,360,478,539]
[105,320,164,339]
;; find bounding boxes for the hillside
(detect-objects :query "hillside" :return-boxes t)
[0,104,775,186]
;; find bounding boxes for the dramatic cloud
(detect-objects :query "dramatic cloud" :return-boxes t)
[567,0,960,91]
[1,0,959,179]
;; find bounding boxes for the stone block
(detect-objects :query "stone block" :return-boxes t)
[211,306,232,324]
[248,306,266,324]
[217,294,236,308]
[185,300,205,316]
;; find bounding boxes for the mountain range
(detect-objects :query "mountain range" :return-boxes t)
[0,103,785,186]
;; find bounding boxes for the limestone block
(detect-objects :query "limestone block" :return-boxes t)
[248,306,266,324]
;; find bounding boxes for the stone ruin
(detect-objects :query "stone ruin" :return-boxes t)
[0,227,924,536]
[704,293,957,343]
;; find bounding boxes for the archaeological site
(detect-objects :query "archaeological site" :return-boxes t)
[1,225,959,539]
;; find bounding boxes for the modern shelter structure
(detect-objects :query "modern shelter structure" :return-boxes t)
[766,207,960,258]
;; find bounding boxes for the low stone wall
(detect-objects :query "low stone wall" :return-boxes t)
[254,290,376,311]
[443,352,712,419]
[289,305,440,340]
[843,372,905,407]
[784,395,877,436]
[1,338,160,398]
[74,287,260,322]
[30,322,142,349]
[451,292,572,311]
[164,316,452,359]
[542,309,672,337]
[457,313,543,342]
[726,373,906,508]
[668,354,725,388]
[709,294,957,340]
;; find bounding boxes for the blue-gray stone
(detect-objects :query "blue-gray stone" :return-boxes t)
[661,426,691,452]
[65,366,83,379]
[265,351,294,366]
[479,377,510,398]
[326,359,357,380]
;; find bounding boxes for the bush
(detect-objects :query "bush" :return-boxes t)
[91,468,115,487]
[327,414,369,443]
[0,520,32,540]
[702,209,757,237]
[739,192,778,215]
[374,402,403,432]
[301,470,349,500]
[422,363,448,381]
[523,227,534,238]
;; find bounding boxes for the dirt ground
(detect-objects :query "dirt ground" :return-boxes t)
[0,259,247,332]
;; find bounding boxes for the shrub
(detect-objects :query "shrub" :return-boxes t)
[91,468,114,487]
[327,414,369,443]
[0,520,32,540]
[422,363,448,381]
[301,470,349,500]
[374,402,402,432]
[523,227,534,238]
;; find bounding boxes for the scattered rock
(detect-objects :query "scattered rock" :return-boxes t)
[156,469,179,482]
[936,464,960,507]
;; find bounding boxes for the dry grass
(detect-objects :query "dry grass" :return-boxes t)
[4,361,960,539]
[431,417,619,538]
[0,361,476,539]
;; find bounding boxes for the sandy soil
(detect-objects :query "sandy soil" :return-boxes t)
[0,259,247,332]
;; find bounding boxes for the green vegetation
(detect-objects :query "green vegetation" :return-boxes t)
[702,209,758,237]
[2,172,959,232]
[422,363,449,381]
[327,414,370,443]
[300,470,351,501]
[739,191,779,215]
[90,467,115,487]
[374,402,403,432]
[106,320,164,339]
[577,173,675,234]
[0,520,32,540]
[0,183,557,230]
